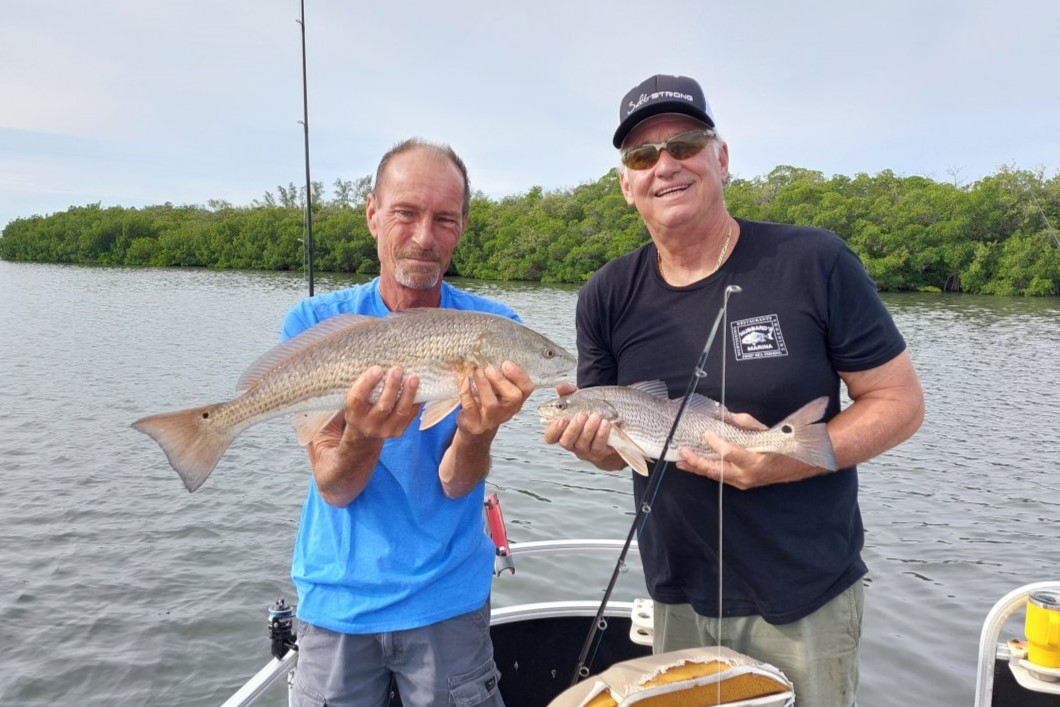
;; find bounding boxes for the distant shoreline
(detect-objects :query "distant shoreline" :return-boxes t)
[2,165,1058,296]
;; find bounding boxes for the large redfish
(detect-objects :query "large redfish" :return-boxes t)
[133,309,575,491]
[537,381,836,476]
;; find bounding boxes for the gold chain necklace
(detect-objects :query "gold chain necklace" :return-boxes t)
[656,219,734,279]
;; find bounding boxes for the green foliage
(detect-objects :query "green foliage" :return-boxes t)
[2,168,1059,296]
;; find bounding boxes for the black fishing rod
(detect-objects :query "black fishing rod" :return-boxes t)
[568,284,742,686]
[296,0,315,296]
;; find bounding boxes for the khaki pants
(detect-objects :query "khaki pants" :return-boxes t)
[653,582,863,707]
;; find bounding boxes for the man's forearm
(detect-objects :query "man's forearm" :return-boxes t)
[833,350,925,469]
[309,422,385,507]
[438,427,497,498]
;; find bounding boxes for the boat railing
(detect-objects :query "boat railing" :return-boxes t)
[220,649,298,707]
[974,580,1060,707]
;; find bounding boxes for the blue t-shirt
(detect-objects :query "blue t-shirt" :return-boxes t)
[282,278,519,633]
[577,219,907,624]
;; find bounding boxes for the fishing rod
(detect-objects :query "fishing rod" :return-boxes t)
[568,284,742,686]
[296,0,315,296]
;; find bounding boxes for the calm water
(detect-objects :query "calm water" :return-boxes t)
[1,261,1058,706]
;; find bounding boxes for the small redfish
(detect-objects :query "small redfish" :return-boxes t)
[538,381,836,476]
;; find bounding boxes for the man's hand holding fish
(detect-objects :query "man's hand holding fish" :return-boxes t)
[541,382,627,472]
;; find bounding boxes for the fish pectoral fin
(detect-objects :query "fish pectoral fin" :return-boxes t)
[420,399,461,430]
[291,410,341,446]
[609,427,650,477]
[615,447,650,477]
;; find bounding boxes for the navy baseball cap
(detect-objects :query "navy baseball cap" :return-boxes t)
[613,74,715,148]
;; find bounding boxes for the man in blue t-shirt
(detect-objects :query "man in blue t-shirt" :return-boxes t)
[285,139,531,707]
[544,74,925,706]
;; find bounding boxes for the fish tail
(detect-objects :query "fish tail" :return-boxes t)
[778,396,837,471]
[131,403,238,492]
[789,423,838,471]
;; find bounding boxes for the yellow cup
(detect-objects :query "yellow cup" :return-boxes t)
[1026,590,1060,669]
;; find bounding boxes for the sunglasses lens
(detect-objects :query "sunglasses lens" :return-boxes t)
[667,139,707,160]
[622,131,712,170]
[622,146,660,170]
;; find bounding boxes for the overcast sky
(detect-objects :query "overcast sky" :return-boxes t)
[2,0,1058,229]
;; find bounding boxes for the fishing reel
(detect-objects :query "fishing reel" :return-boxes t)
[268,597,298,660]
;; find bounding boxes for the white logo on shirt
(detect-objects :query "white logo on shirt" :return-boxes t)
[731,315,788,360]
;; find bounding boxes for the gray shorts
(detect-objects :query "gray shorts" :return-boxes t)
[291,600,504,707]
[653,581,864,707]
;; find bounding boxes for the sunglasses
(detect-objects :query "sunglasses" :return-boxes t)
[620,129,715,170]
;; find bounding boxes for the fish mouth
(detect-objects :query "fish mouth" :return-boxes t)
[536,407,563,422]
[535,370,576,388]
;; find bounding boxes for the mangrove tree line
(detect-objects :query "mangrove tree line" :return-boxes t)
[1,165,1058,296]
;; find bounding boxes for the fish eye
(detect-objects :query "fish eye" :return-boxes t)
[544,347,556,359]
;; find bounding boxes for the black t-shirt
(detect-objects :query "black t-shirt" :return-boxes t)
[576,218,906,624]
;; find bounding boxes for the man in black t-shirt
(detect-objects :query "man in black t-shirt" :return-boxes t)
[543,74,925,707]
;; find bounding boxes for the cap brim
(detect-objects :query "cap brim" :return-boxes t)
[613,105,714,148]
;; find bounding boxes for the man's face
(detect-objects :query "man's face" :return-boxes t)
[366,149,466,292]
[618,114,729,234]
